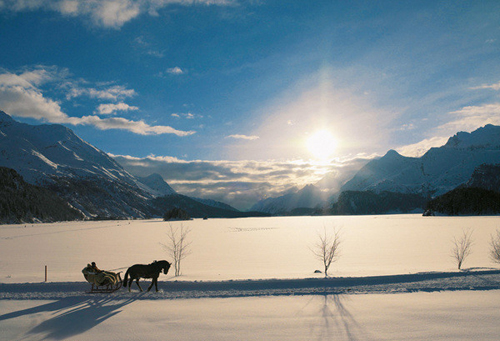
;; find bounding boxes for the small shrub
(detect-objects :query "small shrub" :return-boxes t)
[490,229,500,264]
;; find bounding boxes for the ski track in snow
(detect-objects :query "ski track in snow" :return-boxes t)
[2,269,499,300]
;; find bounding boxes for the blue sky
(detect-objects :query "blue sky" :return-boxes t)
[1,0,500,209]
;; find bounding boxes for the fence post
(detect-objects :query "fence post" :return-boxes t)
[45,265,47,282]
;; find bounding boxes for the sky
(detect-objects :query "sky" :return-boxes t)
[1,0,500,209]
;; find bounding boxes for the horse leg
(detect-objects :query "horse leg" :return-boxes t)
[147,277,158,292]
[128,278,133,292]
[135,278,143,292]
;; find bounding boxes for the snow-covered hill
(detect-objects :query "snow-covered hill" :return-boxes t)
[341,124,500,196]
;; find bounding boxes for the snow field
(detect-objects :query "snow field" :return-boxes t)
[1,215,500,340]
[1,215,499,283]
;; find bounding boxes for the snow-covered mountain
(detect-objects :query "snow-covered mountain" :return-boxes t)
[0,111,137,186]
[341,124,500,196]
[0,111,244,219]
[136,173,176,197]
[0,111,156,218]
[250,184,327,214]
[252,124,500,215]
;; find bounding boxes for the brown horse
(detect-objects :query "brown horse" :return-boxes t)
[123,260,171,292]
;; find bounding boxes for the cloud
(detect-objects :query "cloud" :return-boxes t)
[65,84,136,101]
[0,71,70,123]
[133,36,164,57]
[75,115,196,135]
[112,153,370,210]
[97,102,139,115]
[470,81,500,91]
[0,67,195,136]
[226,134,259,140]
[1,0,238,28]
[396,136,449,157]
[172,112,201,119]
[166,67,184,75]
[438,103,500,134]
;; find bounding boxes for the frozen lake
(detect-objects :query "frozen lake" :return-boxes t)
[1,215,500,340]
[1,214,499,283]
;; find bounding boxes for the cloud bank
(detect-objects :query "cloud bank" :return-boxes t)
[112,153,370,210]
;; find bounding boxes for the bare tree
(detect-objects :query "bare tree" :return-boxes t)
[161,223,192,276]
[490,229,500,264]
[451,229,474,270]
[312,227,341,277]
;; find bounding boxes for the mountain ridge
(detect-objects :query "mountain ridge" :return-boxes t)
[0,111,244,220]
[251,125,500,215]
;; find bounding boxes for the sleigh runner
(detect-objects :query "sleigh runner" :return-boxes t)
[82,264,122,293]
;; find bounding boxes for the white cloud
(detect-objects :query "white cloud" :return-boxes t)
[166,67,184,75]
[76,115,196,135]
[471,81,500,91]
[65,84,136,101]
[172,112,202,119]
[133,35,164,57]
[396,136,449,157]
[0,71,69,123]
[97,102,139,115]
[0,68,195,136]
[226,134,260,140]
[439,103,500,133]
[1,0,238,28]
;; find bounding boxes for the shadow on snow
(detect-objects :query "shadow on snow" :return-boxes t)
[0,296,136,340]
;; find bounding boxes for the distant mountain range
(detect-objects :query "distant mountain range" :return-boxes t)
[252,124,500,215]
[1,109,499,222]
[342,124,500,196]
[0,111,266,222]
[250,184,327,215]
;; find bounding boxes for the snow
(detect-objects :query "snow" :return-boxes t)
[1,215,500,340]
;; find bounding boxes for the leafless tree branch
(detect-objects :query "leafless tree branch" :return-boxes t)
[161,223,192,276]
[451,229,474,270]
[312,227,341,277]
[490,229,500,264]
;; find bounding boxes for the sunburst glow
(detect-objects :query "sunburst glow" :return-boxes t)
[306,129,337,160]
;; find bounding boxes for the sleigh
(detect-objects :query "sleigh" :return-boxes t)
[82,265,122,293]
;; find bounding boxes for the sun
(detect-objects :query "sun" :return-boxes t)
[306,129,337,160]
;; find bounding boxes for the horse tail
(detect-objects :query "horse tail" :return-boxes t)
[123,269,129,287]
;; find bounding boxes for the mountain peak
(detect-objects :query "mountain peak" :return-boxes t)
[0,111,15,123]
[383,149,403,159]
[444,124,500,149]
[137,173,176,197]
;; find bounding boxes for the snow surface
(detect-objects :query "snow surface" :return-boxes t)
[1,215,500,340]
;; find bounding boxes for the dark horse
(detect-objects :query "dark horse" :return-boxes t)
[123,260,171,292]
